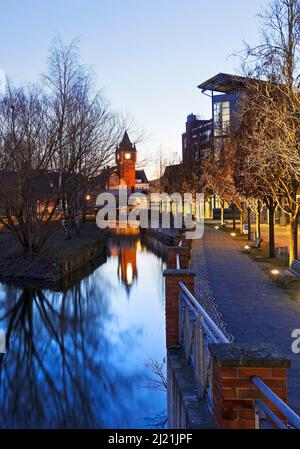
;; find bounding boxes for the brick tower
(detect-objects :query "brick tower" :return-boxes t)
[116,131,137,191]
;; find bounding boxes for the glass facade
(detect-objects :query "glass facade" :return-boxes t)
[213,101,230,136]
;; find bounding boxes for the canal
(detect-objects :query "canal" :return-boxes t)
[0,235,167,429]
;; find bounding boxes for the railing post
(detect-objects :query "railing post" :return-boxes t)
[173,235,184,247]
[198,316,206,398]
[254,403,261,429]
[163,269,195,349]
[209,343,290,429]
[167,246,190,269]
[173,235,192,255]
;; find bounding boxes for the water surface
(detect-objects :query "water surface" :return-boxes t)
[0,236,167,429]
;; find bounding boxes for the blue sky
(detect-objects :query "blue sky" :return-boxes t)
[0,0,266,178]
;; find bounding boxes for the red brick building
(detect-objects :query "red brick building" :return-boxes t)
[108,132,149,193]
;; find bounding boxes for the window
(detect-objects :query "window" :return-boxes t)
[213,101,230,137]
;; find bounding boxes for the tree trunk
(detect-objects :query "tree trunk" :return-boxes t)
[82,200,87,223]
[268,202,275,259]
[247,208,251,241]
[220,201,225,225]
[60,197,71,240]
[294,212,299,260]
[232,205,236,231]
[256,209,261,238]
[289,213,298,266]
[74,197,81,237]
[289,215,297,266]
[239,206,244,235]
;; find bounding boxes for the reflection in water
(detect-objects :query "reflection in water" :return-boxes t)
[0,237,166,428]
[118,244,138,290]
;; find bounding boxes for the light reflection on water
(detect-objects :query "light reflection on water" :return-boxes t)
[0,236,167,429]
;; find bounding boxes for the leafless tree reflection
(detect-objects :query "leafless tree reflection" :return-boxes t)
[0,279,140,428]
[144,359,167,429]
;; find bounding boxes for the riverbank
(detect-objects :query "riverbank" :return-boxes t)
[0,222,107,289]
[142,227,182,246]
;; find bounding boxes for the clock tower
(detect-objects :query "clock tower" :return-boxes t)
[116,131,137,191]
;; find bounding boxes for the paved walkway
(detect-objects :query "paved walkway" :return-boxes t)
[206,219,300,254]
[191,227,300,414]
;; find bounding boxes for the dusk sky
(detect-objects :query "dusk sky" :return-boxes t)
[0,0,266,178]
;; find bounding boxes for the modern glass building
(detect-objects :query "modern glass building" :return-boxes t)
[197,72,290,226]
[197,73,250,218]
[198,73,248,152]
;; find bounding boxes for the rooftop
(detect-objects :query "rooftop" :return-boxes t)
[118,131,136,151]
[198,72,256,94]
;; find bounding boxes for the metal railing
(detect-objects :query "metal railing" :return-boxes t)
[178,280,229,409]
[176,240,183,270]
[174,243,300,428]
[252,377,300,429]
[175,240,229,407]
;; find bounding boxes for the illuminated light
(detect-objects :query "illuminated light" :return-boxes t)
[215,226,219,230]
[244,245,250,250]
[271,269,280,276]
[125,153,131,160]
[231,233,237,237]
[85,195,91,201]
[126,263,133,285]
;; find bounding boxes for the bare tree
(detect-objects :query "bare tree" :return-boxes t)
[0,85,60,253]
[242,0,300,87]
[202,141,244,230]
[45,39,124,237]
[0,40,125,254]
[236,0,300,264]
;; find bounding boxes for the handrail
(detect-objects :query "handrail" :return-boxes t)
[176,240,183,270]
[254,400,288,430]
[252,376,300,429]
[178,281,229,344]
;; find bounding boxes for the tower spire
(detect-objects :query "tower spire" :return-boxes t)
[119,131,136,151]
[116,131,137,190]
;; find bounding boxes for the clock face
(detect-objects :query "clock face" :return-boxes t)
[125,153,131,160]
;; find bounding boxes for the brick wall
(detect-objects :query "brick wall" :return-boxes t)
[210,344,290,429]
[163,269,195,349]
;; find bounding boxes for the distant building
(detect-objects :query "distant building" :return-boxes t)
[182,114,213,170]
[160,164,185,193]
[108,132,149,193]
[195,73,250,218]
[135,170,149,192]
[0,169,86,217]
[197,73,250,154]
[197,73,289,223]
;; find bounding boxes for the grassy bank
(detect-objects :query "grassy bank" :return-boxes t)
[0,222,107,288]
